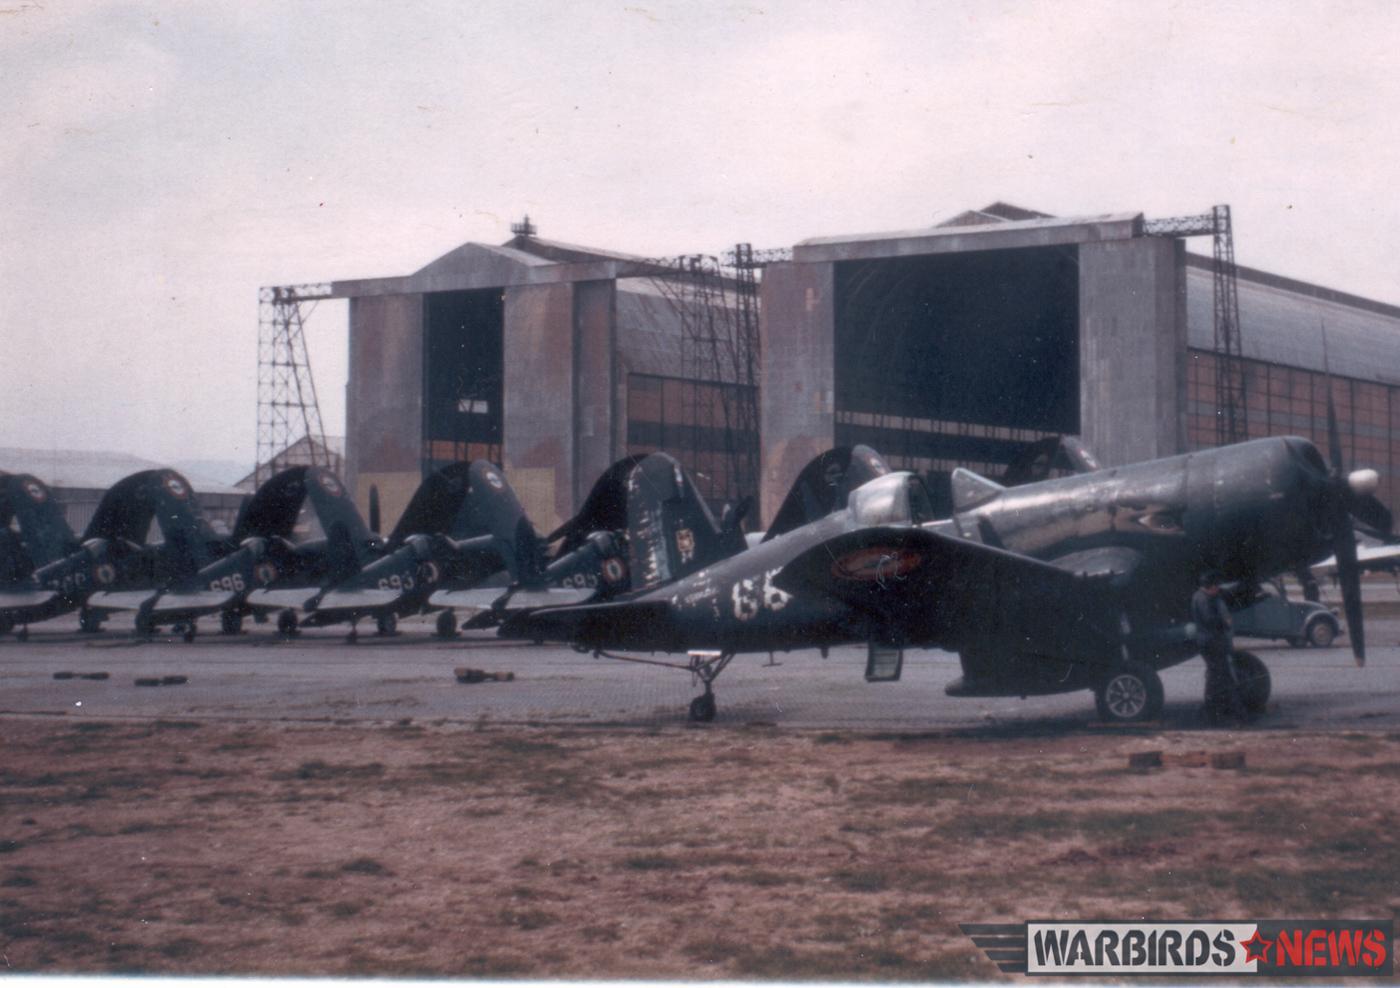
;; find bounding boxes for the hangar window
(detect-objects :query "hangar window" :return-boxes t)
[626,372,758,506]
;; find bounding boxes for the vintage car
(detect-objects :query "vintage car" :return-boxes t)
[1227,580,1342,648]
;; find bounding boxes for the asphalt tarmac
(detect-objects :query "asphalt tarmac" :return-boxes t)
[2,610,1398,732]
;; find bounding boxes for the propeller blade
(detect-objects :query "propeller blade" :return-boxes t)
[1334,520,1366,666]
[1353,494,1394,539]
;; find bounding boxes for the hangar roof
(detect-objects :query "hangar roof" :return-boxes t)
[1185,257,1400,386]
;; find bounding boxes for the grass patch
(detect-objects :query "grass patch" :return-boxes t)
[622,854,683,871]
[287,760,386,782]
[499,907,559,930]
[340,857,392,876]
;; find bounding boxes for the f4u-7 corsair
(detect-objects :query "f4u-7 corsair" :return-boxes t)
[501,430,1388,724]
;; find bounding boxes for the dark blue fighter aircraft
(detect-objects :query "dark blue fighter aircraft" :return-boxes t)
[501,428,1387,724]
[0,469,220,639]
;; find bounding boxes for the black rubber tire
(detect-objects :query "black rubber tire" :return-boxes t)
[78,608,103,634]
[181,623,196,643]
[277,610,298,636]
[435,610,458,639]
[376,613,397,636]
[220,610,242,636]
[688,693,717,723]
[1094,661,1165,724]
[1231,650,1271,715]
[1306,616,1338,648]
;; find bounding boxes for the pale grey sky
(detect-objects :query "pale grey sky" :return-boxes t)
[3,0,1398,467]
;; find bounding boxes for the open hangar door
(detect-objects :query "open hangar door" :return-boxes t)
[832,245,1081,513]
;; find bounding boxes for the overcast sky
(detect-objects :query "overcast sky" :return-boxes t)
[3,0,1398,470]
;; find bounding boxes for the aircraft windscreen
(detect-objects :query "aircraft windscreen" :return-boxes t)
[849,473,934,527]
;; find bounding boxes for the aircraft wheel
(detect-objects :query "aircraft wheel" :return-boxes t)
[220,610,243,636]
[134,612,156,637]
[688,693,717,723]
[78,608,103,634]
[435,610,458,639]
[277,610,298,636]
[1306,616,1337,648]
[181,622,197,644]
[1231,650,1271,716]
[1094,661,1164,724]
[376,613,397,637]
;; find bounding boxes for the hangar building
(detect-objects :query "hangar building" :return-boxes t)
[759,204,1400,522]
[295,206,1400,533]
[317,234,755,534]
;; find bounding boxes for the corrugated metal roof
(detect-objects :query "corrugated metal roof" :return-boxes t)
[0,448,245,496]
[1185,262,1400,385]
[616,283,687,378]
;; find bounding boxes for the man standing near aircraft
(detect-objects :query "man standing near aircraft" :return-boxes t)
[1192,572,1243,724]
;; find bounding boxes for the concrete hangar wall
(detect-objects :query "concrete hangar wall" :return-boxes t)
[330,207,1400,533]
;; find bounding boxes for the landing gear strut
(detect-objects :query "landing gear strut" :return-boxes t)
[686,650,733,723]
[79,608,104,634]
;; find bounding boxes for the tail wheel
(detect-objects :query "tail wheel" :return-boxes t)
[1231,650,1271,715]
[376,613,397,636]
[78,608,103,634]
[435,610,458,639]
[276,610,298,636]
[220,610,243,636]
[1094,661,1164,724]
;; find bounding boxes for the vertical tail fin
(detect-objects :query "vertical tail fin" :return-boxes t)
[2,473,77,570]
[626,453,735,592]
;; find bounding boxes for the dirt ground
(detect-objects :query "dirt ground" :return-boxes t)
[2,715,1399,980]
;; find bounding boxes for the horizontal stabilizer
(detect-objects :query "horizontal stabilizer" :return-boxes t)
[502,587,597,611]
[246,587,320,613]
[150,590,237,617]
[498,598,678,650]
[313,589,402,615]
[87,590,158,613]
[427,587,504,613]
[0,589,59,612]
[775,526,1120,665]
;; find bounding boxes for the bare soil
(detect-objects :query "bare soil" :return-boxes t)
[2,716,1399,980]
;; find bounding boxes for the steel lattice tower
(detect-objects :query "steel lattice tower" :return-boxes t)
[256,285,332,487]
[1144,204,1247,445]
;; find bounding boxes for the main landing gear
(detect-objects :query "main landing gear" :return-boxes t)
[1094,660,1165,724]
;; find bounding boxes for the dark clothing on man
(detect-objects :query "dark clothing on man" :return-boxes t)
[1192,585,1244,722]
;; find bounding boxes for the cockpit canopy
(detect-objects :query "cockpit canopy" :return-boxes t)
[848,472,935,528]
